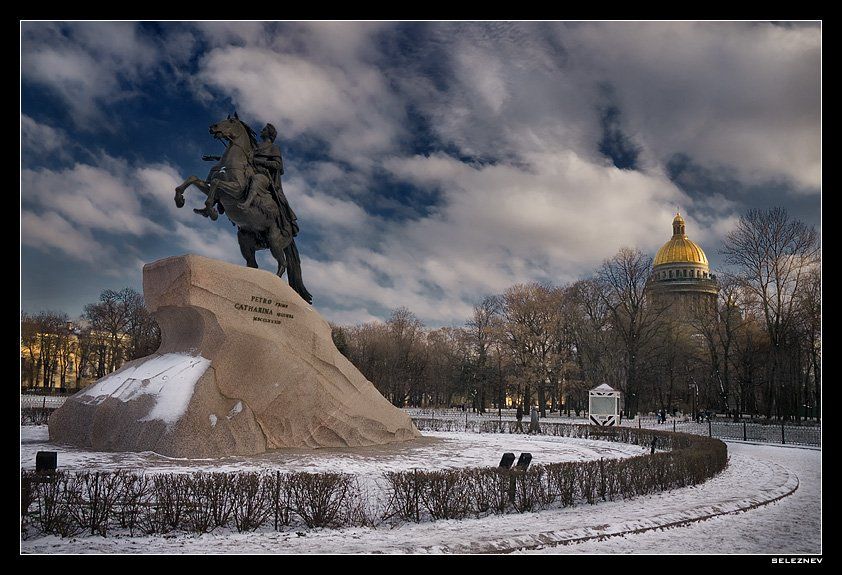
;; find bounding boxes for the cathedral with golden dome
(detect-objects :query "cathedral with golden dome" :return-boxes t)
[647,212,719,309]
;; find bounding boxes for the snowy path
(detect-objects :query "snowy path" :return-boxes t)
[21,441,820,554]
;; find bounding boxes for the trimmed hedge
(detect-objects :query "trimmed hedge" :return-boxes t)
[20,426,726,538]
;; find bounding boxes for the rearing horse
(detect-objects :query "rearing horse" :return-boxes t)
[173,115,313,304]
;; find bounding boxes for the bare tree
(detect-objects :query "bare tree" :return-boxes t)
[499,283,565,417]
[124,291,161,360]
[563,279,622,393]
[597,248,664,417]
[83,288,136,374]
[385,308,427,407]
[21,312,39,390]
[36,311,69,390]
[55,322,76,390]
[796,267,821,421]
[465,295,502,414]
[425,326,470,407]
[721,207,820,419]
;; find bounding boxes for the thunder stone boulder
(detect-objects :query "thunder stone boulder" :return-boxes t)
[49,254,420,457]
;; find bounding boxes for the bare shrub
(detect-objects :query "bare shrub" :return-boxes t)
[186,473,216,534]
[232,472,271,532]
[464,468,509,515]
[511,466,550,513]
[21,471,39,538]
[68,471,122,536]
[118,473,151,536]
[418,469,471,520]
[382,469,424,523]
[266,471,293,530]
[34,472,83,537]
[344,478,385,528]
[289,472,352,529]
[578,460,599,505]
[545,462,576,507]
[143,474,190,533]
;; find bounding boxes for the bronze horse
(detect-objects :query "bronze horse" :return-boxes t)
[174,115,312,304]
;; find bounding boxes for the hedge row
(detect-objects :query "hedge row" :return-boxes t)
[20,407,51,426]
[21,470,378,538]
[382,428,726,521]
[21,427,726,539]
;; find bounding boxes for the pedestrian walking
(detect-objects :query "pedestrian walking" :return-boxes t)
[528,405,541,435]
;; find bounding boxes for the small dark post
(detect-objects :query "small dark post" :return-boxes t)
[36,451,57,473]
[673,420,676,433]
[743,421,747,441]
[413,468,420,523]
[650,436,657,454]
[781,423,786,445]
[638,418,641,429]
[499,452,516,469]
[515,452,532,470]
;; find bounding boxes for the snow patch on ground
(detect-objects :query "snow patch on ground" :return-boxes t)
[76,353,210,426]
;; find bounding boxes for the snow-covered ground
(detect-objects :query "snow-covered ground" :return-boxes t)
[21,426,644,476]
[21,428,820,554]
[521,443,821,555]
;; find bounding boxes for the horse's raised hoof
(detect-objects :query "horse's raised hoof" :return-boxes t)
[194,205,220,220]
[174,192,185,208]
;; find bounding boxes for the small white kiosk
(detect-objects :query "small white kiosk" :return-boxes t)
[588,383,622,426]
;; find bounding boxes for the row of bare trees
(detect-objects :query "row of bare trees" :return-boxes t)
[335,208,820,422]
[21,288,160,392]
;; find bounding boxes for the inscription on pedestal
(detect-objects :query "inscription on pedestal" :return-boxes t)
[234,294,295,323]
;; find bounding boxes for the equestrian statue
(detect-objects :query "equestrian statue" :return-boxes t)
[174,113,313,304]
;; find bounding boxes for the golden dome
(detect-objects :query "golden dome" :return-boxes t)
[653,213,709,267]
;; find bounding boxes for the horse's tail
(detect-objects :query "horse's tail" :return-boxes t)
[284,239,313,305]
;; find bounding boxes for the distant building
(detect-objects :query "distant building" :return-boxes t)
[20,322,129,393]
[647,212,719,313]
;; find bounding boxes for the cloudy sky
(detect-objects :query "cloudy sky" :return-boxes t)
[20,21,821,327]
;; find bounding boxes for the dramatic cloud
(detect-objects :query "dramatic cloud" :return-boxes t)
[19,151,240,274]
[197,27,407,168]
[21,22,160,127]
[21,115,71,163]
[20,22,821,325]
[293,150,691,325]
[561,22,821,190]
[22,162,164,237]
[21,210,102,264]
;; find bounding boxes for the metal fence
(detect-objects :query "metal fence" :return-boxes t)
[406,409,821,447]
[20,395,68,409]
